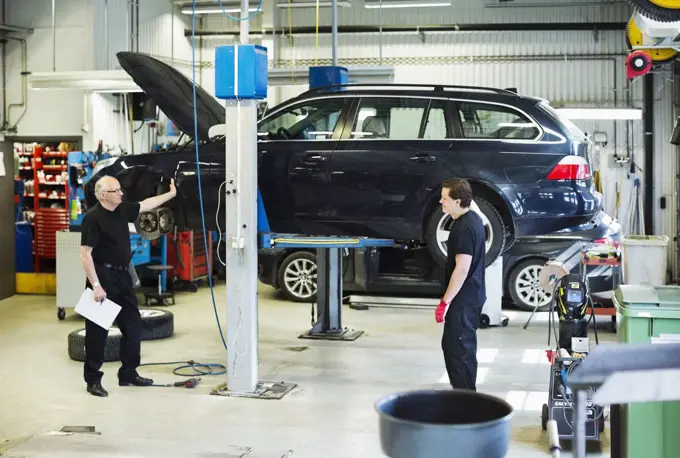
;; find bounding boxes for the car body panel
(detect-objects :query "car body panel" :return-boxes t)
[85,52,603,248]
[257,211,621,302]
[117,52,223,140]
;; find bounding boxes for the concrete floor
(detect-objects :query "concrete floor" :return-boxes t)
[0,283,616,457]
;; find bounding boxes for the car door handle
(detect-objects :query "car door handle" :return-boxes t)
[409,154,437,163]
[302,154,327,165]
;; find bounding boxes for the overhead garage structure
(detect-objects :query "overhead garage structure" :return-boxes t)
[1,1,680,457]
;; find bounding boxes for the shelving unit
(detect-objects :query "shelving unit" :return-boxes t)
[14,139,79,273]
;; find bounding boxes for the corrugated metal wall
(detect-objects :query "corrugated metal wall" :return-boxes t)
[91,0,193,70]
[86,2,679,272]
[272,30,634,103]
[652,73,676,276]
[204,0,629,29]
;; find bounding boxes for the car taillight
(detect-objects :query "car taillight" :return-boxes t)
[546,156,591,181]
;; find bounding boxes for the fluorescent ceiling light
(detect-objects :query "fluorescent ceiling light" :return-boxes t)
[276,1,351,7]
[29,70,141,93]
[181,4,260,14]
[556,108,643,121]
[364,1,451,8]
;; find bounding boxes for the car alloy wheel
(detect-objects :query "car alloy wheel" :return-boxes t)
[279,252,318,302]
[435,200,494,256]
[508,259,553,312]
[427,198,505,268]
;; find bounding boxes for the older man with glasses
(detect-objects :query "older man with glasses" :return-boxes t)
[79,175,176,397]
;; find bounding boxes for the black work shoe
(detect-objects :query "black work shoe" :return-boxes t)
[118,375,154,387]
[87,382,109,397]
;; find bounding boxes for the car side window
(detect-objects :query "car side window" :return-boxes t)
[258,98,348,140]
[350,97,451,140]
[457,102,540,140]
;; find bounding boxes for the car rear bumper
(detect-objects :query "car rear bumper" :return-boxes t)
[502,183,603,237]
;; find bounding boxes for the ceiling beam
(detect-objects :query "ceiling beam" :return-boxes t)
[185,22,627,37]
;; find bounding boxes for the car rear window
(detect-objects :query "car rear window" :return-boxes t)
[538,101,588,142]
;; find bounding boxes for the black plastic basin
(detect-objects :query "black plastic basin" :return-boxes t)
[375,389,513,458]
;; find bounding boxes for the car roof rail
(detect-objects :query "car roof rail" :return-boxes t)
[303,83,521,97]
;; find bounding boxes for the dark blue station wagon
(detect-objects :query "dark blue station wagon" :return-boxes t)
[85,52,602,268]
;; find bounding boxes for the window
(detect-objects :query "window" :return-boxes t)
[258,98,348,140]
[457,102,540,140]
[350,97,451,140]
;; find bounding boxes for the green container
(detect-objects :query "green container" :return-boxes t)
[613,285,680,458]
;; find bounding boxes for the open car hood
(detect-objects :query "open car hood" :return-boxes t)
[117,52,224,140]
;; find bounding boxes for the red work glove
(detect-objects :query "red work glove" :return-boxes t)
[435,299,448,324]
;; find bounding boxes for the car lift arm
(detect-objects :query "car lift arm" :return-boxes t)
[257,191,395,340]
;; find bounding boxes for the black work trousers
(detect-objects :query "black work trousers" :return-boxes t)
[441,301,481,391]
[84,265,142,384]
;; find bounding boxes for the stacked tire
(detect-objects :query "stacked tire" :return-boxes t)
[67,309,174,362]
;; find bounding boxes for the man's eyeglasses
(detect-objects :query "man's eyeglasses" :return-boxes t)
[105,189,123,194]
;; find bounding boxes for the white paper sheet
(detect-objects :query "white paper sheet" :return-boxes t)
[74,288,122,330]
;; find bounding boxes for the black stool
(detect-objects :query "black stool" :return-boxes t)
[143,265,176,306]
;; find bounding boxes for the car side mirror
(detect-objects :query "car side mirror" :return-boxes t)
[257,101,268,120]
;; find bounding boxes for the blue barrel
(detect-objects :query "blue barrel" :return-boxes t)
[375,389,513,458]
[15,222,33,273]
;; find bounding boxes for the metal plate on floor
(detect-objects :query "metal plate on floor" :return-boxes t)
[298,329,364,341]
[211,381,297,400]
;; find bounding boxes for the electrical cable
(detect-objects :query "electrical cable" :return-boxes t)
[189,0,228,352]
[216,0,263,21]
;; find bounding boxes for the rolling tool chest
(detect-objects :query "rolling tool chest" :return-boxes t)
[166,230,213,291]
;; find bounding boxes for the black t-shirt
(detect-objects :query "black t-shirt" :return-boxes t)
[80,201,140,266]
[443,210,487,306]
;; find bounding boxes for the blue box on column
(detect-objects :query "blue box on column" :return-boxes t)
[215,44,268,100]
[309,66,348,90]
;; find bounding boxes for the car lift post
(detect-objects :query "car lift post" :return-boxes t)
[212,10,393,397]
[212,9,297,399]
[258,229,394,341]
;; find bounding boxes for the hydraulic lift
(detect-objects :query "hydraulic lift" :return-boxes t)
[213,22,394,399]
[258,201,394,341]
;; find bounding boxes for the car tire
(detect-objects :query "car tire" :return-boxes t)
[140,309,174,340]
[507,258,553,312]
[426,198,506,269]
[68,327,122,363]
[278,251,318,303]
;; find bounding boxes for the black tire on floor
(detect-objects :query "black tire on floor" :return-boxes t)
[139,309,174,340]
[629,0,680,22]
[67,327,122,363]
[542,403,549,431]
[426,198,506,269]
[479,314,491,329]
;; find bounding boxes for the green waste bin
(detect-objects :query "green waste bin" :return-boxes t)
[613,285,680,458]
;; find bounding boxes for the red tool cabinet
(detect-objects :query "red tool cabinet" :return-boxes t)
[166,231,213,290]
[34,209,69,272]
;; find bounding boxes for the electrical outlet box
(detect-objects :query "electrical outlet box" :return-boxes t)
[214,44,268,100]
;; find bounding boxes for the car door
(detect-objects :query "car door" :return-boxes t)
[257,95,353,234]
[325,96,455,240]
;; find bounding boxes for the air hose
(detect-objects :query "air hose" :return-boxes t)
[140,0,262,387]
